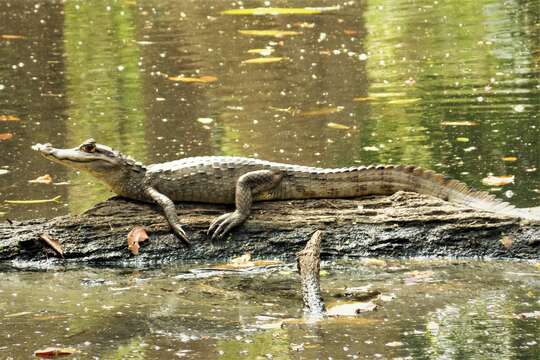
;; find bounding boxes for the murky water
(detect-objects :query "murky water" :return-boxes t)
[0,0,538,220]
[1,1,539,359]
[0,259,539,359]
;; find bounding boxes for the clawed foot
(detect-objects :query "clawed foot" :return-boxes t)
[207,211,246,242]
[172,224,191,247]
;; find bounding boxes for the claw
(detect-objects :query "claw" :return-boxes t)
[207,211,246,241]
[172,224,191,247]
[207,213,230,237]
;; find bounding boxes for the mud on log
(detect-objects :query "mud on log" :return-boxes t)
[0,192,539,265]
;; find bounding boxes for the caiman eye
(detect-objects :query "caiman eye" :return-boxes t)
[80,143,96,153]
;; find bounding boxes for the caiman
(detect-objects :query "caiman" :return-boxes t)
[33,139,540,246]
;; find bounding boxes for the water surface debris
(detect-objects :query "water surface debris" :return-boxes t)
[4,195,62,204]
[168,75,217,83]
[441,121,478,126]
[222,7,339,16]
[481,175,515,187]
[241,57,286,64]
[33,347,79,358]
[28,174,53,184]
[238,30,301,37]
[0,114,20,121]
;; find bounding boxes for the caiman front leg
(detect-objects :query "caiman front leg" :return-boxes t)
[144,186,190,246]
[208,170,283,241]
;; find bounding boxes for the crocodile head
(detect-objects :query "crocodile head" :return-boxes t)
[32,138,144,177]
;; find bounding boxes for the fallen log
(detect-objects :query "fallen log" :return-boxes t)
[0,191,538,265]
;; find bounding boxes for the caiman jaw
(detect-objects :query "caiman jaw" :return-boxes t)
[32,143,96,164]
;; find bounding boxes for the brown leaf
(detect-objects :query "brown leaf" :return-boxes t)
[326,301,378,316]
[500,235,513,249]
[127,226,149,255]
[241,57,286,64]
[0,115,20,121]
[238,30,301,37]
[441,121,478,126]
[211,253,283,270]
[1,34,25,40]
[34,347,78,358]
[326,122,350,130]
[168,75,218,83]
[39,233,64,257]
[0,132,14,141]
[481,175,514,187]
[299,106,344,117]
[29,174,53,184]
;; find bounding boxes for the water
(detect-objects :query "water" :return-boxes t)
[0,259,539,359]
[0,0,538,220]
[0,1,539,358]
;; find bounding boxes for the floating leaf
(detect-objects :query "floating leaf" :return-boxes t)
[168,75,217,83]
[197,117,214,124]
[327,122,350,130]
[369,92,407,98]
[222,7,338,15]
[363,146,379,152]
[326,301,378,316]
[29,174,53,184]
[502,156,518,162]
[39,233,64,258]
[482,175,514,187]
[299,106,344,117]
[387,98,421,105]
[239,30,301,37]
[0,132,13,141]
[456,137,469,142]
[5,195,61,204]
[211,253,283,270]
[241,57,286,64]
[247,48,274,56]
[352,96,374,102]
[385,341,404,347]
[34,347,79,358]
[441,121,478,126]
[5,311,32,318]
[514,311,540,319]
[127,226,149,255]
[0,115,20,121]
[1,34,25,40]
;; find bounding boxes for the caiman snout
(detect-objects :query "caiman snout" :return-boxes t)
[32,143,55,156]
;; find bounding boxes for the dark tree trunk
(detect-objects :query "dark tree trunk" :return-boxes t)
[0,192,538,266]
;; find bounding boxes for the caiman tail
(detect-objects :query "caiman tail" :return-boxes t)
[284,164,539,221]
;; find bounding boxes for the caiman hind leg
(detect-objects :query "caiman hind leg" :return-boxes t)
[144,186,190,246]
[208,170,283,241]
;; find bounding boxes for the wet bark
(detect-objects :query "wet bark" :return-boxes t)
[0,192,539,266]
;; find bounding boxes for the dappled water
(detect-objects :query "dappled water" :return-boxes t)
[1,1,540,359]
[1,259,539,359]
[0,0,539,220]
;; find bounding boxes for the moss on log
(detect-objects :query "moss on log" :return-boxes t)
[0,192,538,266]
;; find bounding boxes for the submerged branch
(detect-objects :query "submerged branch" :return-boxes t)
[297,230,325,318]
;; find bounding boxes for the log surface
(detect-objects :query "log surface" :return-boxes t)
[0,192,539,266]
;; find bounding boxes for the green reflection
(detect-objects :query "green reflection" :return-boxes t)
[217,330,290,360]
[64,0,147,213]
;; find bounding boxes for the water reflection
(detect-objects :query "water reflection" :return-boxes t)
[0,259,538,358]
[0,0,538,220]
